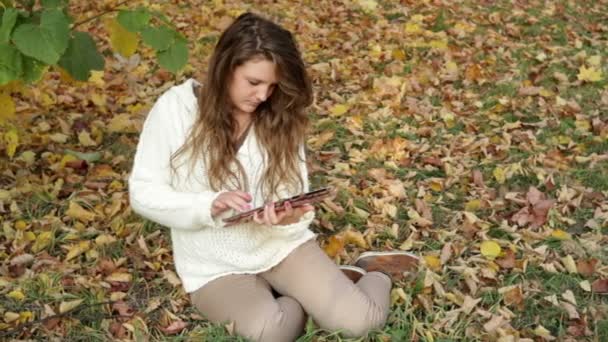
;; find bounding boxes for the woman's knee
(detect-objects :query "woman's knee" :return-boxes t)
[238,297,306,342]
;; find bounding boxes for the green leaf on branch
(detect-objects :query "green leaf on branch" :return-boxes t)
[117,7,150,33]
[157,39,188,74]
[22,55,46,84]
[0,8,18,44]
[58,31,104,81]
[106,17,139,57]
[12,9,70,64]
[0,43,22,85]
[142,26,175,51]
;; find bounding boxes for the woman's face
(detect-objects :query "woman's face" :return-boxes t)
[228,58,278,116]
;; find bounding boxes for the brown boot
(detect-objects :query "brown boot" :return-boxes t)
[339,265,367,283]
[354,251,419,281]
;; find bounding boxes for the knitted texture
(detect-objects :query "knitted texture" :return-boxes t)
[128,79,316,292]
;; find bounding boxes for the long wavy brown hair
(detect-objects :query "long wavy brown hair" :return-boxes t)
[170,12,313,200]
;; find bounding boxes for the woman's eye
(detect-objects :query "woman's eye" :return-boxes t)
[248,81,259,86]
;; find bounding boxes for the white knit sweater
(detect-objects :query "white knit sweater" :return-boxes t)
[128,79,316,293]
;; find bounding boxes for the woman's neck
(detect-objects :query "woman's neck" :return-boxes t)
[232,110,254,138]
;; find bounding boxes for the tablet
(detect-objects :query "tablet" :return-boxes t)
[222,187,332,226]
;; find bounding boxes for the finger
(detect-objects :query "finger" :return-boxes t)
[231,191,253,201]
[277,202,294,222]
[268,202,280,224]
[263,203,273,225]
[224,198,249,212]
[299,204,314,213]
[213,201,228,210]
[253,211,264,224]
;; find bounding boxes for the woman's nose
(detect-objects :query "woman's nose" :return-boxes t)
[256,86,271,102]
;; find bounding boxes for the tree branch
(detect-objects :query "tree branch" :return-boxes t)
[71,0,130,30]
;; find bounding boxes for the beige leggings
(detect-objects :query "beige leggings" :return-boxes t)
[190,239,392,341]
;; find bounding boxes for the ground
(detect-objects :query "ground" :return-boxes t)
[1,0,607,341]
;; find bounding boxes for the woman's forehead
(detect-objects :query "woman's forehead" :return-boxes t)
[237,59,278,83]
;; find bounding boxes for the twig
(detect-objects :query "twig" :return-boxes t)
[71,0,130,29]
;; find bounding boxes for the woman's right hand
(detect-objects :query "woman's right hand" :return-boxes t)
[211,191,252,218]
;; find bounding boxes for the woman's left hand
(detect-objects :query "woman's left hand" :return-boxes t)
[253,201,314,226]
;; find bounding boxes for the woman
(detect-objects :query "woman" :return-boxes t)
[129,12,418,341]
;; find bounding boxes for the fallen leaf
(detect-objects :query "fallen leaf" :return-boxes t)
[59,299,84,314]
[65,241,91,261]
[591,279,608,293]
[577,65,603,82]
[480,240,501,260]
[577,258,598,277]
[323,235,345,258]
[160,320,188,335]
[65,201,96,222]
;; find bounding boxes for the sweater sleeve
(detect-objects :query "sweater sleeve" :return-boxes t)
[128,90,220,231]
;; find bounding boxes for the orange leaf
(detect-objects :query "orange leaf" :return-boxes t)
[591,279,608,293]
[323,235,344,258]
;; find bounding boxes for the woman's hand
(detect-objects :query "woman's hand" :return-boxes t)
[211,191,252,218]
[253,201,314,226]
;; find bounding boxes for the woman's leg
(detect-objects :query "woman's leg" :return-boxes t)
[260,239,392,338]
[190,274,306,342]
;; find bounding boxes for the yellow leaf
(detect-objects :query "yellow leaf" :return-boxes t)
[60,154,78,169]
[329,104,349,117]
[105,17,139,57]
[0,93,16,122]
[4,312,19,323]
[31,231,54,253]
[423,255,441,272]
[110,292,128,301]
[88,70,105,86]
[4,128,18,159]
[78,131,97,147]
[404,22,422,34]
[357,0,377,13]
[14,220,28,230]
[65,240,91,261]
[108,113,136,133]
[49,133,69,143]
[23,231,35,242]
[551,229,571,240]
[343,230,367,248]
[575,119,591,132]
[95,234,117,245]
[7,289,25,301]
[66,201,96,222]
[493,166,506,184]
[323,235,345,258]
[577,65,603,82]
[90,93,106,108]
[18,311,33,323]
[465,199,482,212]
[561,255,578,274]
[59,299,83,314]
[18,150,36,166]
[480,240,501,260]
[428,39,448,50]
[429,180,443,192]
[392,49,406,61]
[587,55,601,67]
[105,272,132,283]
[533,325,555,340]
